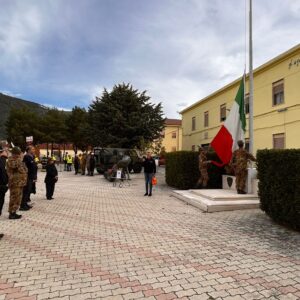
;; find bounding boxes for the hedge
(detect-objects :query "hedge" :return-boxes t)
[257,149,300,231]
[165,151,225,190]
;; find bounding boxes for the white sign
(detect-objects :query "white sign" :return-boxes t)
[26,136,33,143]
[116,170,122,179]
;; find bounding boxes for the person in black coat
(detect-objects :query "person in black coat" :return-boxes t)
[21,146,38,210]
[74,154,80,175]
[0,147,9,217]
[45,158,58,200]
[143,152,156,197]
[89,154,96,176]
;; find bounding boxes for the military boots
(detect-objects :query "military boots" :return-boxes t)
[9,212,22,219]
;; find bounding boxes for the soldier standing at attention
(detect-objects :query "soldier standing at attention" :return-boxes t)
[231,140,256,194]
[6,147,28,219]
[196,146,211,188]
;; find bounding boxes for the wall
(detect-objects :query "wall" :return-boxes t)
[182,45,300,153]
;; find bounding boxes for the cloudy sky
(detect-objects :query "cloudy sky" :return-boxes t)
[0,0,299,117]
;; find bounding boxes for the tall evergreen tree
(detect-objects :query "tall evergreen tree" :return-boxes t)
[88,83,164,149]
[5,108,44,150]
[66,106,89,153]
[40,108,68,144]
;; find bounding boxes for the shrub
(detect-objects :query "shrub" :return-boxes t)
[257,149,300,231]
[165,151,225,190]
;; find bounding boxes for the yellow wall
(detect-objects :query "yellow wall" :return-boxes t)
[161,125,182,152]
[181,45,300,153]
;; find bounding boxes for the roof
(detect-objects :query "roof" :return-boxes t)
[165,118,182,126]
[180,43,300,114]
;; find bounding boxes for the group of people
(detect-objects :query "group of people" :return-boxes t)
[0,145,58,227]
[197,140,256,194]
[63,152,96,176]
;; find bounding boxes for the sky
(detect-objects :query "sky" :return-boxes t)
[0,0,299,117]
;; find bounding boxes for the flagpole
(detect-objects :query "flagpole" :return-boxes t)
[249,0,254,155]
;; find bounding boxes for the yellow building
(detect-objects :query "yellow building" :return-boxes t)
[181,44,300,153]
[160,119,182,152]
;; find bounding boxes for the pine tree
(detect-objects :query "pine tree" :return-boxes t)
[66,106,89,153]
[88,83,164,149]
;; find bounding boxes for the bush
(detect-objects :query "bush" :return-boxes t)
[165,151,225,190]
[257,149,300,231]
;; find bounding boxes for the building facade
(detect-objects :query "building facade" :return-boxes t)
[181,44,300,153]
[160,119,182,152]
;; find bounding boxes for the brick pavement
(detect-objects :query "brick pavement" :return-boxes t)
[0,168,299,300]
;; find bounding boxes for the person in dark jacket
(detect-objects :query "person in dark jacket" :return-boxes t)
[0,147,9,217]
[89,153,96,176]
[143,152,156,197]
[45,158,58,200]
[74,154,80,175]
[21,146,38,210]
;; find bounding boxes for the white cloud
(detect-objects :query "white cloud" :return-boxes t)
[0,90,22,98]
[0,0,299,119]
[42,103,72,111]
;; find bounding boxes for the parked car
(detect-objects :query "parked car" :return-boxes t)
[93,147,143,174]
[158,156,166,166]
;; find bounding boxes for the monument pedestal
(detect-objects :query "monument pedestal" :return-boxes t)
[172,168,260,213]
[222,168,258,195]
[172,189,259,213]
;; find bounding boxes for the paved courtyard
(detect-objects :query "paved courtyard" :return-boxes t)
[0,168,299,300]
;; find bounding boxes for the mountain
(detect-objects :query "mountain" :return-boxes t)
[0,93,48,139]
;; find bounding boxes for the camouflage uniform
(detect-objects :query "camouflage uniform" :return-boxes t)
[6,156,28,213]
[197,149,209,188]
[231,148,256,193]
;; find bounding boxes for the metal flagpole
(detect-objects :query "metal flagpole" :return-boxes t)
[249,0,254,155]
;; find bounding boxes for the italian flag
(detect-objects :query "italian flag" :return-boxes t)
[211,76,246,165]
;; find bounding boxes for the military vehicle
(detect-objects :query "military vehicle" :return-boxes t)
[93,147,143,174]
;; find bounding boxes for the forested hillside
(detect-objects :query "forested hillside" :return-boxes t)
[0,93,47,139]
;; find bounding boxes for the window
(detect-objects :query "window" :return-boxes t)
[245,138,250,152]
[161,131,165,138]
[220,104,226,122]
[192,145,195,151]
[172,132,176,139]
[245,93,249,114]
[273,79,284,106]
[273,133,285,149]
[171,146,177,152]
[204,111,209,127]
[192,117,196,131]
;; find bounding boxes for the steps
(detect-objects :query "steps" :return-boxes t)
[172,189,260,213]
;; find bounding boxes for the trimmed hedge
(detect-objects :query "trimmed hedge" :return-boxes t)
[165,151,225,190]
[257,149,300,231]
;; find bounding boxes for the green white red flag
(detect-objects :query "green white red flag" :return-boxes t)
[211,76,246,165]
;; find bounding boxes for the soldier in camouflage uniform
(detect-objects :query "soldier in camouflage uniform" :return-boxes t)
[6,147,28,219]
[196,146,211,188]
[231,140,256,194]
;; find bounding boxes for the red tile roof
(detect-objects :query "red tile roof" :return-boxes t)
[165,118,182,126]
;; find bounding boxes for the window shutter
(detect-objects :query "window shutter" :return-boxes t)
[273,133,285,149]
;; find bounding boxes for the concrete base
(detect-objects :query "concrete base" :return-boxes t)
[172,189,260,213]
[222,168,258,195]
